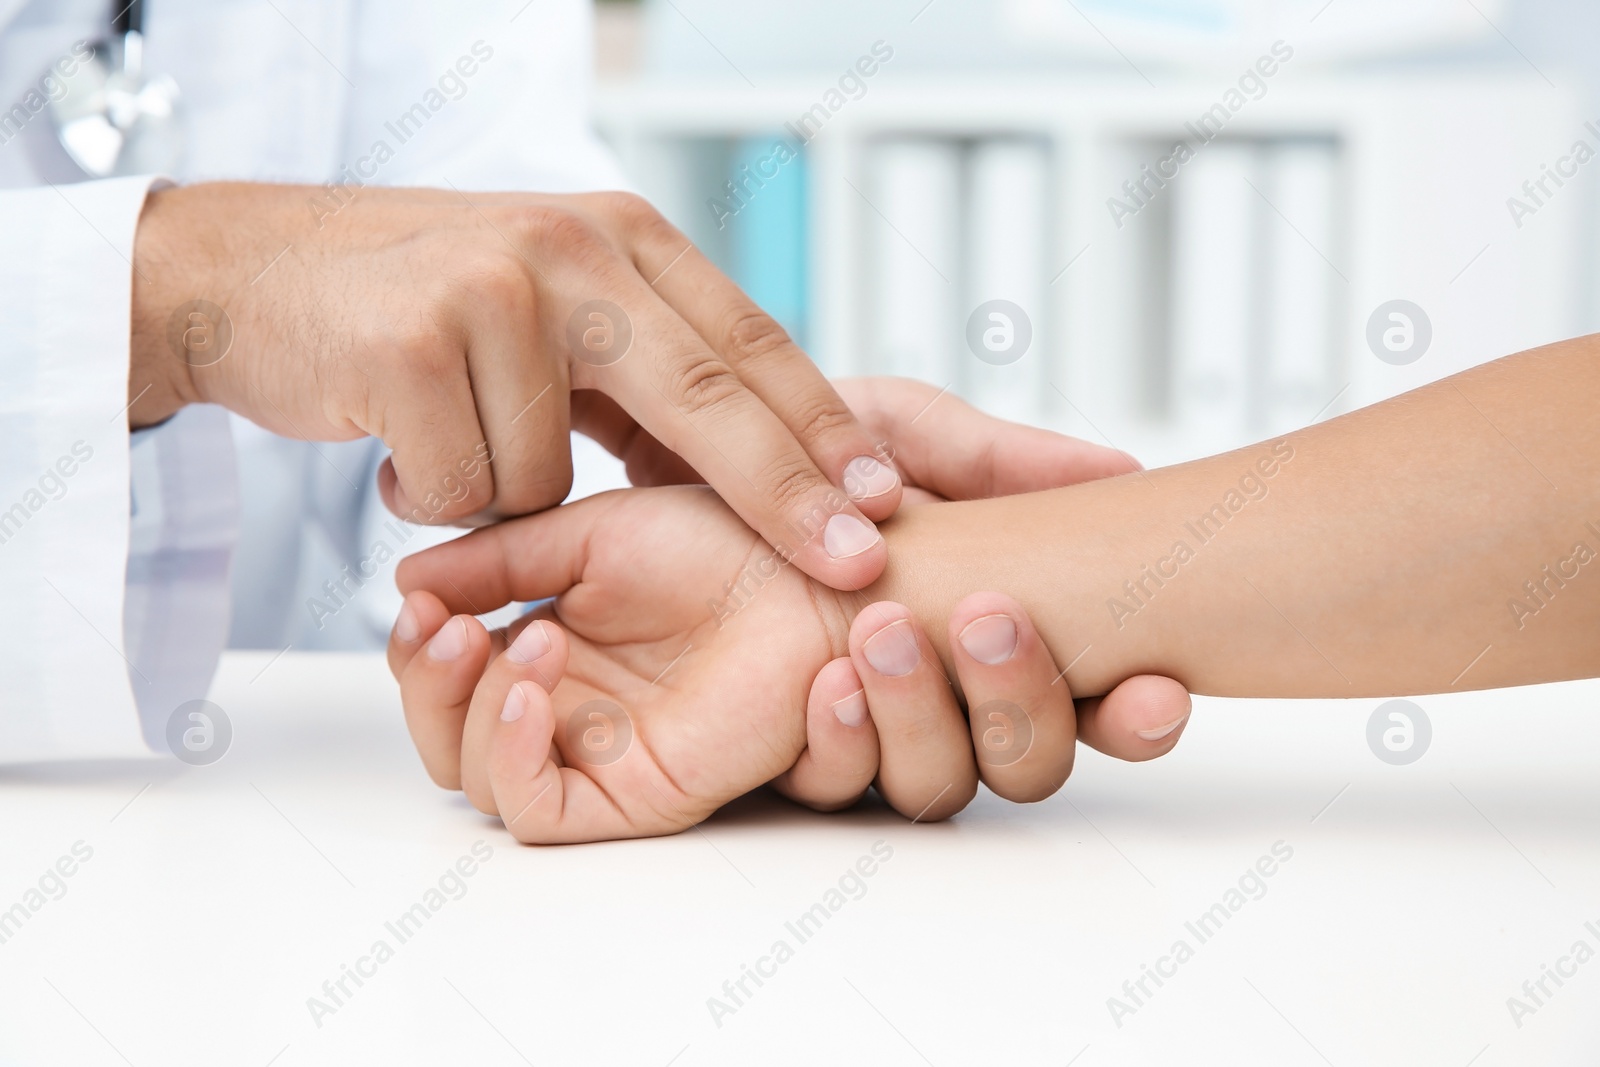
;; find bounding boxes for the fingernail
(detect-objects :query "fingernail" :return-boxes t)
[863,620,919,677]
[824,513,882,560]
[832,688,868,727]
[1137,714,1189,742]
[501,682,529,722]
[394,599,421,643]
[427,617,468,662]
[507,620,551,664]
[843,455,900,501]
[957,614,1017,665]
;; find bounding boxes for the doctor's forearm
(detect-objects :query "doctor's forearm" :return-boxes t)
[868,336,1600,698]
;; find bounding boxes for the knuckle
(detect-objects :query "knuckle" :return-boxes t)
[511,203,608,257]
[456,479,495,516]
[455,252,536,317]
[383,319,455,375]
[789,392,858,447]
[602,190,683,246]
[507,464,573,516]
[754,452,827,518]
[722,311,794,366]
[601,190,658,227]
[406,465,491,524]
[539,465,575,508]
[664,353,746,416]
[444,453,494,501]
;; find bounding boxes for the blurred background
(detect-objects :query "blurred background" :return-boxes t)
[587,0,1600,467]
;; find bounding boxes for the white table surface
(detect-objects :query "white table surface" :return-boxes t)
[2,651,1597,1067]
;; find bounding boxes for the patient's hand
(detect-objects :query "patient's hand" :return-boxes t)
[390,485,858,842]
[388,483,1193,843]
[387,380,1195,842]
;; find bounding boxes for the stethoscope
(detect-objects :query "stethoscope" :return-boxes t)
[48,0,182,178]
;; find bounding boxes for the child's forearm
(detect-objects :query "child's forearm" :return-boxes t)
[867,335,1600,698]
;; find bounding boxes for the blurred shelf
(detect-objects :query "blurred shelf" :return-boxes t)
[594,70,1587,465]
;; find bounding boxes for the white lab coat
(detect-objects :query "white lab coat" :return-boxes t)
[0,0,629,761]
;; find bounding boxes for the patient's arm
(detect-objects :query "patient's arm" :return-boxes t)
[867,334,1600,697]
[387,379,1193,841]
[392,334,1599,843]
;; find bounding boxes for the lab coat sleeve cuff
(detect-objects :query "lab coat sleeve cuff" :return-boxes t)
[126,404,239,753]
[0,174,209,762]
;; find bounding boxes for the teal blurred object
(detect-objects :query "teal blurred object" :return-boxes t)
[725,135,810,351]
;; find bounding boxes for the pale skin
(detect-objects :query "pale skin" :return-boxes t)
[132,183,920,589]
[128,182,1189,805]
[391,334,1600,842]
[388,380,1192,833]
[875,333,1600,698]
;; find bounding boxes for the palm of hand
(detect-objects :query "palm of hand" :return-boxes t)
[533,487,849,833]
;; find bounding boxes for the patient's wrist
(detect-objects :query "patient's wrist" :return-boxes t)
[861,479,1195,700]
[859,436,1331,702]
[860,492,1106,691]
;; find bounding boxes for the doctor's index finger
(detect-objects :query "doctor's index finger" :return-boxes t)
[544,241,887,590]
[627,213,903,523]
[588,306,887,590]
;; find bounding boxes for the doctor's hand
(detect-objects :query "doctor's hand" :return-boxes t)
[128,183,901,590]
[576,375,1142,503]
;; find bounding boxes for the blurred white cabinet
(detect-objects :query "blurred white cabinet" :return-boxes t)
[594,73,1585,466]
